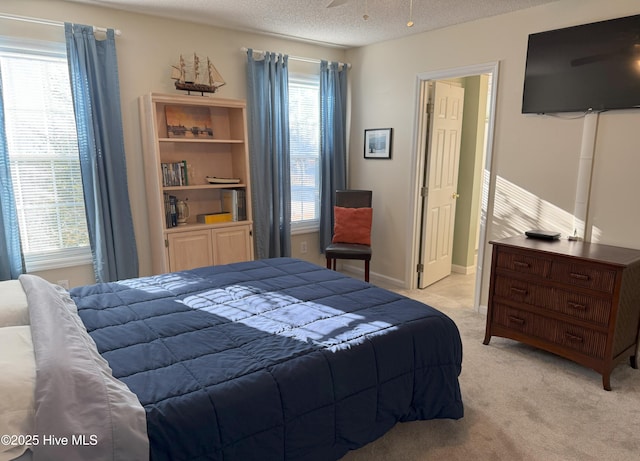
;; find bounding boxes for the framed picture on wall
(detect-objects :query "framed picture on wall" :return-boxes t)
[364,128,392,159]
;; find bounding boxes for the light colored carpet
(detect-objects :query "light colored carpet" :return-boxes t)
[341,274,640,461]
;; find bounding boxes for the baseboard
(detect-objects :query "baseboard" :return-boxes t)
[452,264,476,275]
[340,263,406,290]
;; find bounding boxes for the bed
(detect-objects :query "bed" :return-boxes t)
[1,257,463,461]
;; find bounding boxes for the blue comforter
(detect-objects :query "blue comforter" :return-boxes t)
[70,258,463,461]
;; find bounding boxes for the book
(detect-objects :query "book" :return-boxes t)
[182,160,188,185]
[197,212,233,224]
[164,193,171,227]
[221,189,246,221]
[169,195,177,227]
[161,161,189,186]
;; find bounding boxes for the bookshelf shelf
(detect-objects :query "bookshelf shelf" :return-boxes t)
[158,138,244,144]
[162,184,248,191]
[140,93,254,273]
[164,220,249,234]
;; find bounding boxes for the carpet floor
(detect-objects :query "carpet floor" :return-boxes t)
[340,274,640,461]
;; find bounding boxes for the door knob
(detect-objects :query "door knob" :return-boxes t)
[452,193,460,199]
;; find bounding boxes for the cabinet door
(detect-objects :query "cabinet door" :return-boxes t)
[167,230,214,272]
[212,226,253,265]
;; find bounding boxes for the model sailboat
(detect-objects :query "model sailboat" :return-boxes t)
[171,53,226,95]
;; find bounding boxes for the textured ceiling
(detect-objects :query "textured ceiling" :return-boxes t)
[67,0,560,48]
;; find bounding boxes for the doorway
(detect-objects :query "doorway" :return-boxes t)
[417,80,466,288]
[408,62,499,312]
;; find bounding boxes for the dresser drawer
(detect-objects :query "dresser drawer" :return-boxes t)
[493,275,612,326]
[493,304,607,359]
[495,248,551,277]
[492,303,554,339]
[550,261,617,293]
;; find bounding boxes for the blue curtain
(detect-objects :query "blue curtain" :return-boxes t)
[65,24,138,282]
[319,60,348,252]
[245,49,291,259]
[0,73,24,280]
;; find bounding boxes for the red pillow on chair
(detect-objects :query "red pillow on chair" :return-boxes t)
[332,206,372,245]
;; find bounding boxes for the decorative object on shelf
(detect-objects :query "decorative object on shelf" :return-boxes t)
[171,53,226,95]
[206,176,241,184]
[176,199,190,226]
[165,106,214,139]
[364,128,393,159]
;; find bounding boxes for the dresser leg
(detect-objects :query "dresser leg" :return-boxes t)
[482,313,492,344]
[602,374,612,391]
[630,354,638,369]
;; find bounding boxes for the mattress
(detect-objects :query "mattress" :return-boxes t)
[69,257,463,460]
[1,258,463,461]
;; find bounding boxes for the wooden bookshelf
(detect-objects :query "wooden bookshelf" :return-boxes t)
[139,93,253,273]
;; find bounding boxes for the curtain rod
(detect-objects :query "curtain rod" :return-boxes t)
[241,47,350,69]
[0,13,122,36]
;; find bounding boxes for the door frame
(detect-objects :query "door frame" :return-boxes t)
[406,61,500,311]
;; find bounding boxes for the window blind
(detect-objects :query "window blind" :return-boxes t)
[1,50,90,268]
[289,74,320,228]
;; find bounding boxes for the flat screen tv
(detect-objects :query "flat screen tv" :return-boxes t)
[522,14,640,114]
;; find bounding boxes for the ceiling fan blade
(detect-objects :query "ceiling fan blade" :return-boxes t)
[326,0,350,7]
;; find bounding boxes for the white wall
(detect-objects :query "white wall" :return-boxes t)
[4,0,640,297]
[2,0,346,286]
[345,0,640,301]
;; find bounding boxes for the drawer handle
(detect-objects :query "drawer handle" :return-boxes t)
[510,287,528,295]
[564,332,584,343]
[567,301,586,311]
[508,316,525,325]
[513,261,530,269]
[569,272,590,281]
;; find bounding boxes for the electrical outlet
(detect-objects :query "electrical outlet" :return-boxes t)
[300,241,308,254]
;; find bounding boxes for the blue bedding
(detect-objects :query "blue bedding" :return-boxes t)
[70,258,463,460]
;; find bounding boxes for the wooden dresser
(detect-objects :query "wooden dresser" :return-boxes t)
[483,235,640,390]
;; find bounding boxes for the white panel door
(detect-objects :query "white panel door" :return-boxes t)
[419,81,465,288]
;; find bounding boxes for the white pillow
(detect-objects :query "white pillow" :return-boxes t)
[0,281,30,327]
[0,325,36,461]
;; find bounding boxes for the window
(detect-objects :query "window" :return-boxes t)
[0,39,91,271]
[289,73,320,232]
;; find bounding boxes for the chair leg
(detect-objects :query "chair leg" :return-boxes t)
[332,259,337,270]
[364,260,370,282]
[326,257,337,271]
